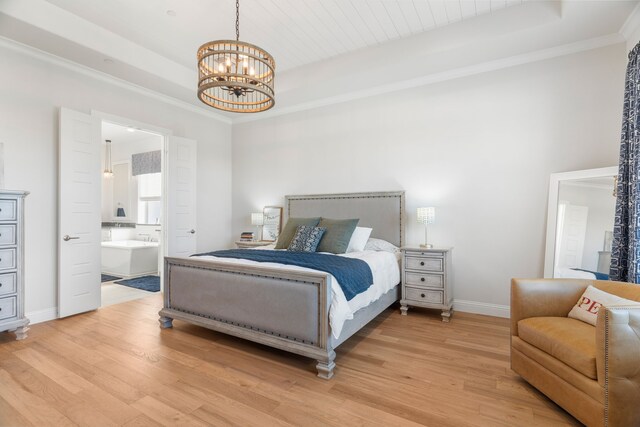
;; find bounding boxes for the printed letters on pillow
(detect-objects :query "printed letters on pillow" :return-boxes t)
[568,285,639,326]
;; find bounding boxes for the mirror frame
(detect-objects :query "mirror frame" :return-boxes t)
[543,166,618,278]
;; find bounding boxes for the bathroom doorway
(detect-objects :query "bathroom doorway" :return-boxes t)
[100,122,164,307]
[58,107,197,318]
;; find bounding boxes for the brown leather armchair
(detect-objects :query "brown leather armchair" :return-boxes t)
[511,278,640,427]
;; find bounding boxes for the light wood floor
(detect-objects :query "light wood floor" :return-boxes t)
[0,295,580,427]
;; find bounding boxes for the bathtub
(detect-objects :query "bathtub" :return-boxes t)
[101,240,159,278]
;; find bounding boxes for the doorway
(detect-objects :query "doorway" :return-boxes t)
[100,122,163,307]
[58,107,198,318]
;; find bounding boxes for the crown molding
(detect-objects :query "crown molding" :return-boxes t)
[620,2,640,42]
[234,33,624,125]
[0,36,232,125]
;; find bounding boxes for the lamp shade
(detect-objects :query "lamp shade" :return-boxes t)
[417,207,435,224]
[251,212,264,226]
[116,207,126,217]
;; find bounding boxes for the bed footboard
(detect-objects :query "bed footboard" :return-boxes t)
[159,256,336,378]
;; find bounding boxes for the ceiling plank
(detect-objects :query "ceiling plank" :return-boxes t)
[459,0,477,19]
[428,1,450,26]
[412,0,437,30]
[381,1,413,37]
[332,0,378,46]
[366,1,401,40]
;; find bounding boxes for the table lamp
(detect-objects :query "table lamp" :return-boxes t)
[251,212,264,241]
[417,207,435,248]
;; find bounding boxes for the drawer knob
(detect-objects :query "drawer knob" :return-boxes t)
[421,277,425,282]
[421,293,426,298]
[0,283,2,287]
[420,261,425,266]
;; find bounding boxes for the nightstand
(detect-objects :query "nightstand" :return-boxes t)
[235,240,273,249]
[400,247,453,322]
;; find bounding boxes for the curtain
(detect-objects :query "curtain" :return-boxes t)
[610,44,640,283]
[132,150,161,176]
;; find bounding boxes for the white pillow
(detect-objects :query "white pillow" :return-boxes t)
[363,237,399,253]
[568,285,639,326]
[346,227,372,253]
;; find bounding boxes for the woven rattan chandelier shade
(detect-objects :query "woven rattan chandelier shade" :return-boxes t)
[197,1,275,113]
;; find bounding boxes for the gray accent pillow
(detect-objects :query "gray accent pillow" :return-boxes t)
[274,217,321,249]
[316,218,360,254]
[287,226,326,252]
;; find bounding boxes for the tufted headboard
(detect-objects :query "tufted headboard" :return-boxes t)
[285,191,405,247]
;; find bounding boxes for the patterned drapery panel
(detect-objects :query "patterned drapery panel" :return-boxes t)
[132,150,161,176]
[610,44,640,283]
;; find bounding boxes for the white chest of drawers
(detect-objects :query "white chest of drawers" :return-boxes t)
[0,191,29,340]
[400,247,453,322]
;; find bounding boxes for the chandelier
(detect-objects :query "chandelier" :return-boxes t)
[197,0,275,113]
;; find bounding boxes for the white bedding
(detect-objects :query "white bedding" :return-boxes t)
[196,245,400,339]
[554,266,597,279]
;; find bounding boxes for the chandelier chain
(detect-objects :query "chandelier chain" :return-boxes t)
[235,0,240,41]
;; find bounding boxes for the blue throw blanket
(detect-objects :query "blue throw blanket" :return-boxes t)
[192,249,373,301]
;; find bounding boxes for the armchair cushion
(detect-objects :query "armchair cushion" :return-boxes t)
[518,317,597,379]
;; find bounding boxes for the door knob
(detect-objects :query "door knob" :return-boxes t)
[63,235,80,241]
[189,229,195,234]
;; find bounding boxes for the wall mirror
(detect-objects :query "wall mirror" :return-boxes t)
[544,166,618,279]
[262,206,283,241]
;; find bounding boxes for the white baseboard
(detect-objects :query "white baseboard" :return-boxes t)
[26,307,57,324]
[453,299,510,318]
[23,301,508,325]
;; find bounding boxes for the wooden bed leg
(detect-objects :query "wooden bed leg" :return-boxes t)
[316,350,336,380]
[159,316,173,329]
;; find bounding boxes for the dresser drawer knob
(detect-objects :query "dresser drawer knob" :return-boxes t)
[421,277,425,282]
[420,261,425,266]
[421,293,426,298]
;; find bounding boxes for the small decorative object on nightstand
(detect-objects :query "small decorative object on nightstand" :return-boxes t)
[400,247,453,322]
[235,240,273,249]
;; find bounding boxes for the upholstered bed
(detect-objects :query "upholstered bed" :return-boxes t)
[158,191,405,378]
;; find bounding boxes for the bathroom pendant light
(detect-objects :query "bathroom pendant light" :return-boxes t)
[196,0,275,113]
[103,139,113,177]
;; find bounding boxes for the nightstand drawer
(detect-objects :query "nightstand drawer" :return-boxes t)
[0,249,16,271]
[405,256,443,272]
[0,273,16,296]
[0,296,16,320]
[405,287,443,304]
[405,272,443,288]
[0,200,16,221]
[0,225,16,246]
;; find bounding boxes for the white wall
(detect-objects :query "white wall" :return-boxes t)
[232,44,626,316]
[0,44,232,321]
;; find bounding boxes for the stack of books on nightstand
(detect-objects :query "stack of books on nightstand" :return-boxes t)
[240,231,255,241]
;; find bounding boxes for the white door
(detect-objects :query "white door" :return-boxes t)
[166,137,197,257]
[58,108,102,317]
[557,204,589,270]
